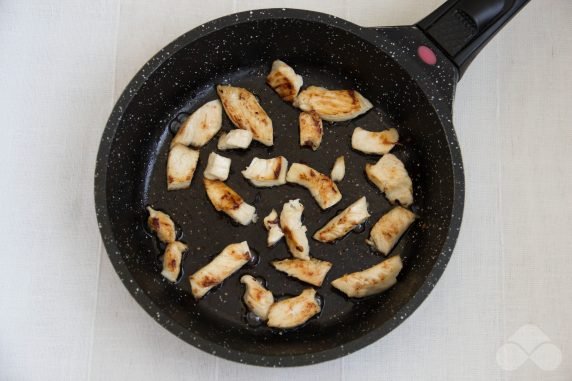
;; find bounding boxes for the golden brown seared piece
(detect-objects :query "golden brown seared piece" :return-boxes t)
[161,241,187,282]
[147,206,176,243]
[216,85,273,146]
[330,155,345,182]
[189,241,252,299]
[299,111,323,150]
[272,258,332,287]
[365,153,413,207]
[331,255,402,298]
[313,197,370,243]
[368,206,416,255]
[293,86,373,122]
[267,289,321,329]
[167,144,199,190]
[240,275,274,321]
[352,127,399,155]
[203,179,257,226]
[286,163,342,209]
[266,60,303,102]
[263,209,284,247]
[241,156,288,187]
[171,100,222,148]
[280,200,309,260]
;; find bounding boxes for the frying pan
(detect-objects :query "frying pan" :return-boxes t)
[95,0,529,366]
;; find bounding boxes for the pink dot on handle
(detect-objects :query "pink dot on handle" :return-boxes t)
[418,45,437,65]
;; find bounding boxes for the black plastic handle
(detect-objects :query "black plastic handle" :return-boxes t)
[418,0,530,77]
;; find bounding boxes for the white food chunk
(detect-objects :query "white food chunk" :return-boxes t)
[203,152,231,181]
[161,241,187,282]
[189,241,252,299]
[217,85,273,146]
[313,197,370,243]
[330,155,345,182]
[286,163,342,209]
[240,275,274,321]
[167,144,199,190]
[299,111,323,150]
[365,153,413,207]
[171,100,222,148]
[217,129,253,150]
[293,86,373,122]
[241,156,288,187]
[147,206,176,243]
[266,60,303,102]
[267,289,321,329]
[263,209,284,247]
[368,206,416,255]
[272,258,332,287]
[280,200,310,260]
[203,179,257,226]
[331,256,402,298]
[352,127,398,155]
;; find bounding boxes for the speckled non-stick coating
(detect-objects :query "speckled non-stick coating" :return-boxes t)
[95,9,464,367]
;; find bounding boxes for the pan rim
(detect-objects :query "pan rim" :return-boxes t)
[94,8,465,367]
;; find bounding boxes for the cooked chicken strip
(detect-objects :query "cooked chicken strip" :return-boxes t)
[167,144,200,191]
[272,258,332,287]
[189,241,252,299]
[368,206,416,255]
[330,155,345,182]
[280,200,310,260]
[299,111,323,150]
[147,206,176,243]
[286,163,342,209]
[242,156,288,187]
[266,60,303,102]
[240,275,274,321]
[217,129,253,150]
[352,127,399,155]
[332,255,402,298]
[171,100,222,148]
[263,209,284,247]
[313,197,370,243]
[161,241,187,283]
[217,85,273,146]
[267,289,321,329]
[365,153,413,207]
[293,86,373,122]
[203,152,231,181]
[203,179,257,226]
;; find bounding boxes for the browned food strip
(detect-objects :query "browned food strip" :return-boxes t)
[272,258,332,287]
[216,85,273,146]
[266,60,303,102]
[365,153,413,207]
[267,289,321,329]
[203,179,257,226]
[240,275,274,320]
[161,241,187,282]
[313,197,370,243]
[293,86,373,122]
[299,111,323,150]
[286,163,342,209]
[189,241,252,299]
[368,206,416,255]
[331,256,402,298]
[147,206,176,243]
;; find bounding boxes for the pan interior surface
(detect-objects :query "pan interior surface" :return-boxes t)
[101,16,456,363]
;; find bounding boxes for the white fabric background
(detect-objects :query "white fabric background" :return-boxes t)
[1,0,571,379]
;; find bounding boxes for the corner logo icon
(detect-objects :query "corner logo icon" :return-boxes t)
[496,324,562,371]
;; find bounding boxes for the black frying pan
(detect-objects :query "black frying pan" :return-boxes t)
[95,0,529,366]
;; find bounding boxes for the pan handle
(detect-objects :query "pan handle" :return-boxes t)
[417,0,530,78]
